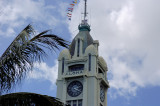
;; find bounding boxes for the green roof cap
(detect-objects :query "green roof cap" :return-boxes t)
[78,24,91,31]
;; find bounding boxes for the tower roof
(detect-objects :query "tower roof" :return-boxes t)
[69,24,93,56]
[69,0,93,56]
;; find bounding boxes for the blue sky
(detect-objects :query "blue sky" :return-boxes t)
[1,0,160,105]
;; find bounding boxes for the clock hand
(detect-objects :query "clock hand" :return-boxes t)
[74,88,81,92]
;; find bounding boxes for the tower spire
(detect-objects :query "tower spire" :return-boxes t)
[84,0,87,20]
[78,0,90,31]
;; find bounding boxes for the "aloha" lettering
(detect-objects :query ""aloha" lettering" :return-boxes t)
[66,70,83,76]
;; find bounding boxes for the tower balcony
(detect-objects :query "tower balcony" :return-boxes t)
[97,73,110,88]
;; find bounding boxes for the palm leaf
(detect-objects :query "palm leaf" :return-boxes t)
[0,24,69,94]
[0,92,70,106]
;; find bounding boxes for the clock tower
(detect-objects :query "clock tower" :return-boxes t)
[56,1,109,106]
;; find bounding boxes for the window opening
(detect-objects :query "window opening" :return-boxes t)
[67,100,82,106]
[62,58,64,74]
[78,100,82,106]
[77,39,80,57]
[69,64,84,71]
[98,68,103,74]
[100,103,103,106]
[67,101,71,106]
[73,100,77,106]
[88,54,91,71]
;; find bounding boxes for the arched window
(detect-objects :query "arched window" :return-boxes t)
[88,54,91,71]
[62,58,64,74]
[77,38,80,57]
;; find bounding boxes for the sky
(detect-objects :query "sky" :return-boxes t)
[0,0,160,105]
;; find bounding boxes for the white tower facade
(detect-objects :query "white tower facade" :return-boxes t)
[56,21,109,106]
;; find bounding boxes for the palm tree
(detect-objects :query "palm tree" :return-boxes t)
[0,92,67,106]
[0,24,69,94]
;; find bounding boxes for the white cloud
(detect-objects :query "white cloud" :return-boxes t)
[0,0,63,37]
[28,61,58,88]
[69,0,160,97]
[58,2,69,18]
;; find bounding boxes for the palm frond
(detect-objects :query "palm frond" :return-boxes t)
[0,24,69,94]
[0,92,69,106]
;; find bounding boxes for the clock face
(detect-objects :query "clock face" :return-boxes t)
[100,85,105,102]
[67,81,83,97]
